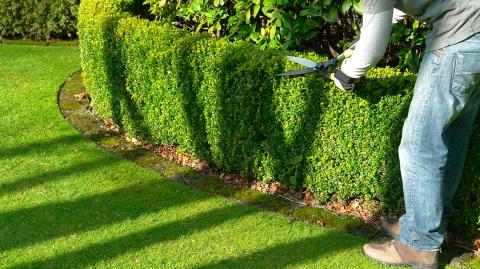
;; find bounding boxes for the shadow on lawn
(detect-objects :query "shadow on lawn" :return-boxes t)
[0,155,118,198]
[0,175,211,253]
[9,202,363,269]
[0,132,368,268]
[0,134,84,161]
[0,150,455,269]
[190,234,362,269]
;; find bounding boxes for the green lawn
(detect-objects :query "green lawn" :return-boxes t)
[0,44,473,269]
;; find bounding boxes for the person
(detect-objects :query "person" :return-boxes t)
[331,1,480,268]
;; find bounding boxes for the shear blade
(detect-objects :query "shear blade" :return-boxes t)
[286,56,319,68]
[277,67,317,77]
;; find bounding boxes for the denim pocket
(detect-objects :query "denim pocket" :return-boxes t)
[451,52,480,96]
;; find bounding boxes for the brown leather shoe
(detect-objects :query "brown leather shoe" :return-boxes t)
[363,239,438,269]
[380,216,401,239]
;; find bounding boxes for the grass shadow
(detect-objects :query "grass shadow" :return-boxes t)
[9,201,369,269]
[0,176,210,253]
[190,233,363,269]
[10,203,258,268]
[0,134,83,161]
[0,156,118,198]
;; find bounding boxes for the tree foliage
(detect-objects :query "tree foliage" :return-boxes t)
[144,0,363,51]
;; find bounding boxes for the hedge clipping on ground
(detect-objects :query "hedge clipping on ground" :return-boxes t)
[78,0,480,238]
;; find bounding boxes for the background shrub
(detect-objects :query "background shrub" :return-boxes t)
[143,0,426,71]
[144,0,362,50]
[79,0,480,240]
[0,0,79,40]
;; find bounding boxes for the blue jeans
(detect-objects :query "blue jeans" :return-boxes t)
[398,32,480,251]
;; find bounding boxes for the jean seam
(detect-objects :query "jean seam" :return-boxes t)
[450,53,461,96]
[432,49,445,73]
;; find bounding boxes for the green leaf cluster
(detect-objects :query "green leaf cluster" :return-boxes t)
[143,0,362,50]
[389,18,427,71]
[0,0,79,40]
[78,0,480,239]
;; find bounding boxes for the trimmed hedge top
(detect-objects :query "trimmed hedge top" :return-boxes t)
[78,0,480,238]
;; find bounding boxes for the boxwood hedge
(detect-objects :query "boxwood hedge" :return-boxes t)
[79,0,480,238]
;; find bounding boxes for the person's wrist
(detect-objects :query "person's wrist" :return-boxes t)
[332,69,360,92]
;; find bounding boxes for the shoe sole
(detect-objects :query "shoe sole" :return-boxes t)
[362,249,437,269]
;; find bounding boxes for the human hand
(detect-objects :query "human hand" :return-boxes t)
[330,69,360,92]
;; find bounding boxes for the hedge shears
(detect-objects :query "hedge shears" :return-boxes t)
[277,39,358,78]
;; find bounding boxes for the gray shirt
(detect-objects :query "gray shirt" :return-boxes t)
[364,0,480,51]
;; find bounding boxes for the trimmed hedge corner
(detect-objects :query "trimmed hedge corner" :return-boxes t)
[79,0,480,238]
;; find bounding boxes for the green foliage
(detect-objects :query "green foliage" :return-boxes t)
[0,0,79,40]
[78,0,480,239]
[144,0,362,51]
[389,19,427,71]
[142,0,426,71]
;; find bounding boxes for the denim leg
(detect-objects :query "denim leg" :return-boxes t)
[442,93,480,219]
[398,33,480,251]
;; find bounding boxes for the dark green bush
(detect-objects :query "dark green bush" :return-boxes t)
[79,0,480,239]
[0,0,79,40]
[143,0,362,50]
